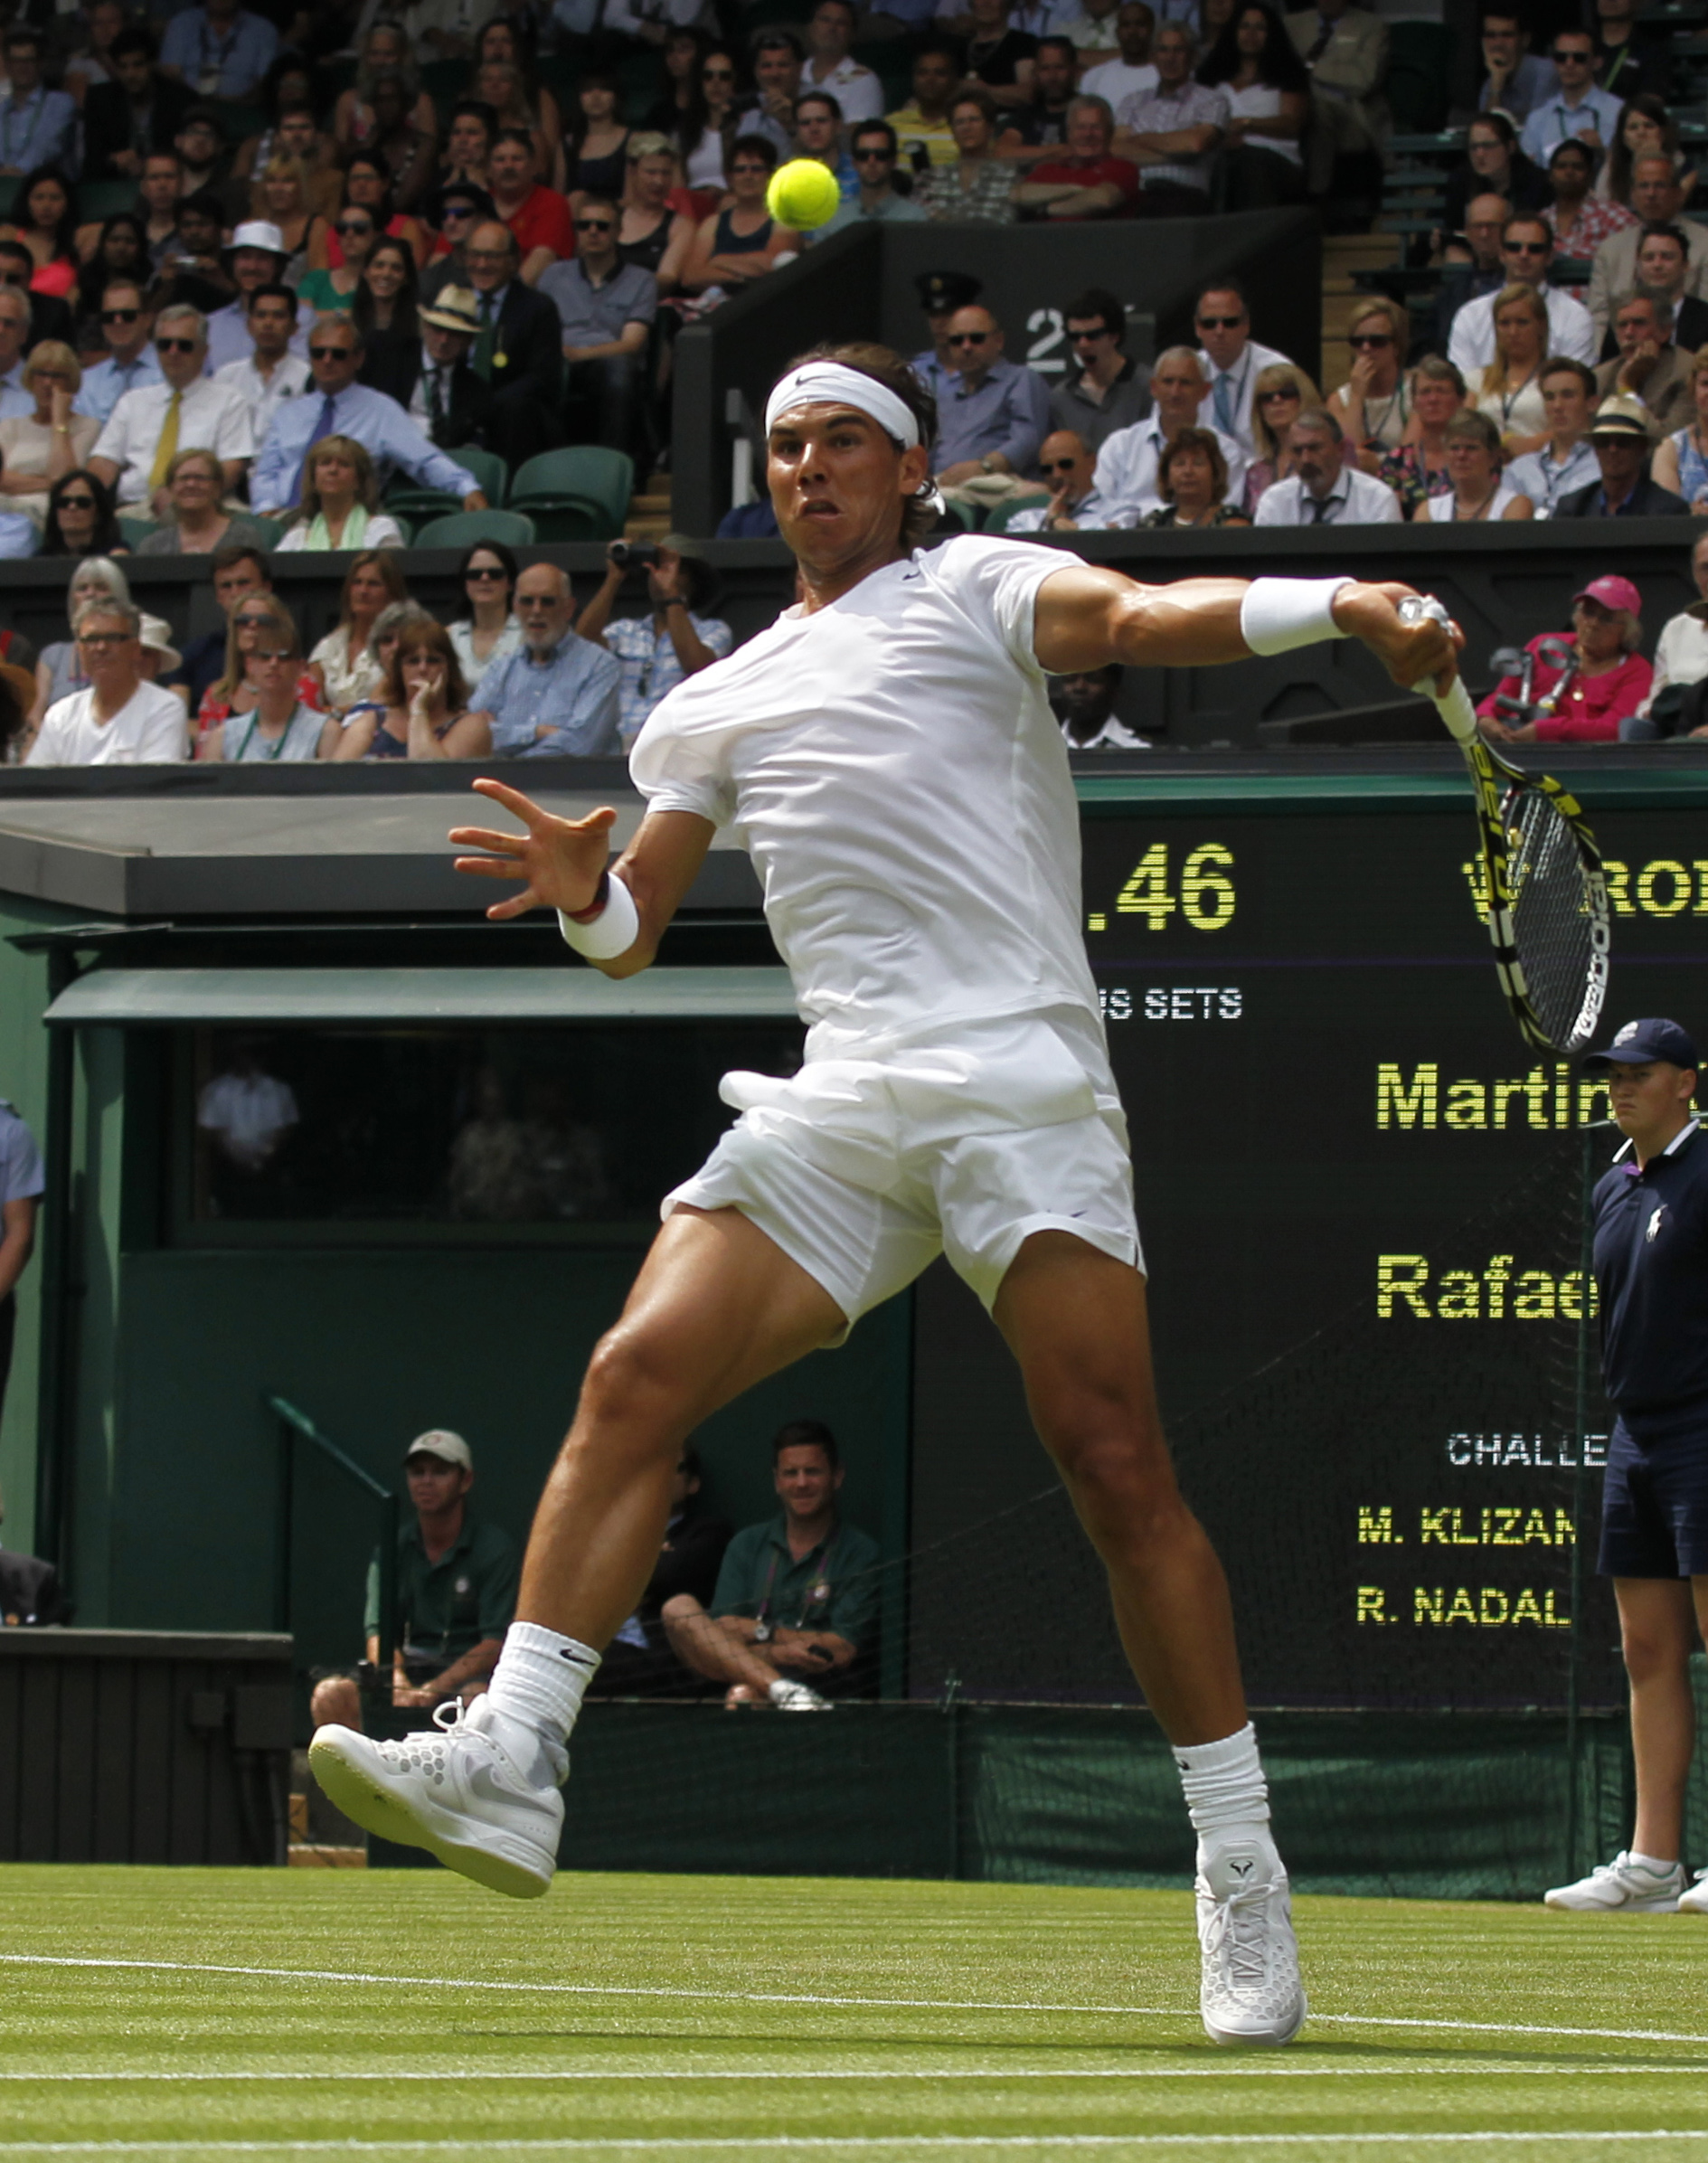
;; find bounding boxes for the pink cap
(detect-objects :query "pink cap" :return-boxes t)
[1572,574,1641,617]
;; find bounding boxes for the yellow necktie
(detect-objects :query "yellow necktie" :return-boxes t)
[148,389,182,491]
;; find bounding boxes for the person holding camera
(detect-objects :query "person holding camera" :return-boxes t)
[576,534,734,747]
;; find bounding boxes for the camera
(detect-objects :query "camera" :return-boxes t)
[609,539,657,570]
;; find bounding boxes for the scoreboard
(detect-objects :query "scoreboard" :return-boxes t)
[909,768,1708,1713]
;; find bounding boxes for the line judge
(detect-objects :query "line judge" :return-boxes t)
[311,340,1458,2050]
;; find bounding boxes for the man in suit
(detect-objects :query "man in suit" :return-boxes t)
[463,220,565,467]
[1554,395,1689,518]
[1589,160,1708,343]
[1286,0,1388,196]
[83,26,196,184]
[409,287,495,452]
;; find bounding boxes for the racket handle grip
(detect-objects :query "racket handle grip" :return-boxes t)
[1396,592,1478,746]
[1421,675,1478,747]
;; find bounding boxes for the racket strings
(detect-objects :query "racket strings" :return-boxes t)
[1503,786,1600,1049]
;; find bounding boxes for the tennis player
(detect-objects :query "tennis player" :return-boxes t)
[310,342,1457,2047]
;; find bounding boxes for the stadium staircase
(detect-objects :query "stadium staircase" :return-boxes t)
[624,476,675,543]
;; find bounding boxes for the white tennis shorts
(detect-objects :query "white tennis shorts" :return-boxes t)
[663,1009,1143,1333]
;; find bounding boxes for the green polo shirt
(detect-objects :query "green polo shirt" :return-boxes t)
[364,1510,521,1665]
[710,1514,882,1651]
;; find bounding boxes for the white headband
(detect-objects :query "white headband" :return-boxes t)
[764,362,921,449]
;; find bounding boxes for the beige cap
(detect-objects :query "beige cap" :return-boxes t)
[404,1429,472,1470]
[137,612,181,670]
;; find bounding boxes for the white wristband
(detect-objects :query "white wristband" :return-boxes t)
[558,871,639,960]
[1240,577,1355,656]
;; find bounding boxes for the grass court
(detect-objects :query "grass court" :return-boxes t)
[3,1862,1706,2159]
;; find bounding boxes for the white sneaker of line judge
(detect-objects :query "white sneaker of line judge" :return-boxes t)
[767,1678,832,1711]
[1543,1852,1688,1913]
[1679,1869,1708,1913]
[307,1696,566,1900]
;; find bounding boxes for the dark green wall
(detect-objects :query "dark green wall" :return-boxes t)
[103,1246,911,1673]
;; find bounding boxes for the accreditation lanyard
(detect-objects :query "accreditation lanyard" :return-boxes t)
[234,704,298,761]
[751,1533,839,1642]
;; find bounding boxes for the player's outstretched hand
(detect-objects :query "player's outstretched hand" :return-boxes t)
[449,777,618,921]
[1335,581,1463,698]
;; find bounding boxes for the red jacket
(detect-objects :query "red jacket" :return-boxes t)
[1477,634,1652,742]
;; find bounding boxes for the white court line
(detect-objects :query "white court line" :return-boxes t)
[4,2064,1704,2083]
[5,1954,1708,2051]
[7,2137,1708,2154]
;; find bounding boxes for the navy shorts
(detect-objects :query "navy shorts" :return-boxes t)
[1598,1400,1708,1578]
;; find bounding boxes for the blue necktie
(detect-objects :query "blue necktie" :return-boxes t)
[1213,373,1236,435]
[288,395,338,507]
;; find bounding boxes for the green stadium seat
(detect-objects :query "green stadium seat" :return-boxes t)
[0,177,20,223]
[454,445,509,506]
[510,446,633,531]
[984,494,1052,532]
[935,497,983,532]
[117,515,157,549]
[76,180,139,226]
[507,495,620,542]
[410,508,537,550]
[249,516,289,547]
[384,482,460,524]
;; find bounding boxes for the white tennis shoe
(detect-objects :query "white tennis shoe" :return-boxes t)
[1543,1852,1686,1913]
[1195,1843,1307,2047]
[308,1699,564,1899]
[1675,1869,1708,1914]
[767,1678,833,1710]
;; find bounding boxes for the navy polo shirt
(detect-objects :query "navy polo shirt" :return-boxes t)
[1591,1118,1708,1412]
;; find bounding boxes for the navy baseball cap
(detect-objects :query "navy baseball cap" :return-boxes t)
[1582,1018,1701,1071]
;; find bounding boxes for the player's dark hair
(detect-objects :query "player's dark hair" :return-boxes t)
[772,1419,839,1468]
[246,281,295,313]
[853,119,898,157]
[786,339,939,546]
[1065,286,1126,341]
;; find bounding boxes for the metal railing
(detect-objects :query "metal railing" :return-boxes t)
[266,1393,399,1667]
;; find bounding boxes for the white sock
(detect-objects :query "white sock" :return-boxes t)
[1173,1722,1274,1867]
[1629,1849,1678,1874]
[471,1620,599,1787]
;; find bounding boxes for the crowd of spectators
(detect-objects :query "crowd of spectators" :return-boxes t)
[10,529,734,762]
[0,0,1700,760]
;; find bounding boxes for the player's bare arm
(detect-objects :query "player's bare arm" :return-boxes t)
[449,779,713,979]
[1032,567,1463,695]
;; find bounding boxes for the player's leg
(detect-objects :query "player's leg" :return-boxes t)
[310,1204,845,1891]
[992,1231,1242,1742]
[990,1229,1303,2047]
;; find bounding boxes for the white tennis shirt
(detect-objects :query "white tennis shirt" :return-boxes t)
[629,536,1101,1058]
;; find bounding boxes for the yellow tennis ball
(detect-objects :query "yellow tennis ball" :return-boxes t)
[767,157,843,231]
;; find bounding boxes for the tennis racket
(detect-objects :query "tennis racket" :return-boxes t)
[1398,593,1610,1054]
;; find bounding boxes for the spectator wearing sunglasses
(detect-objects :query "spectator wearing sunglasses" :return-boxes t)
[1324,297,1412,466]
[296,203,379,316]
[250,316,483,515]
[1192,280,1291,459]
[1518,28,1622,168]
[1048,288,1149,453]
[1447,215,1595,373]
[88,304,255,514]
[814,121,927,236]
[1006,428,1137,531]
[420,180,495,305]
[539,194,656,454]
[40,469,126,558]
[931,302,1052,503]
